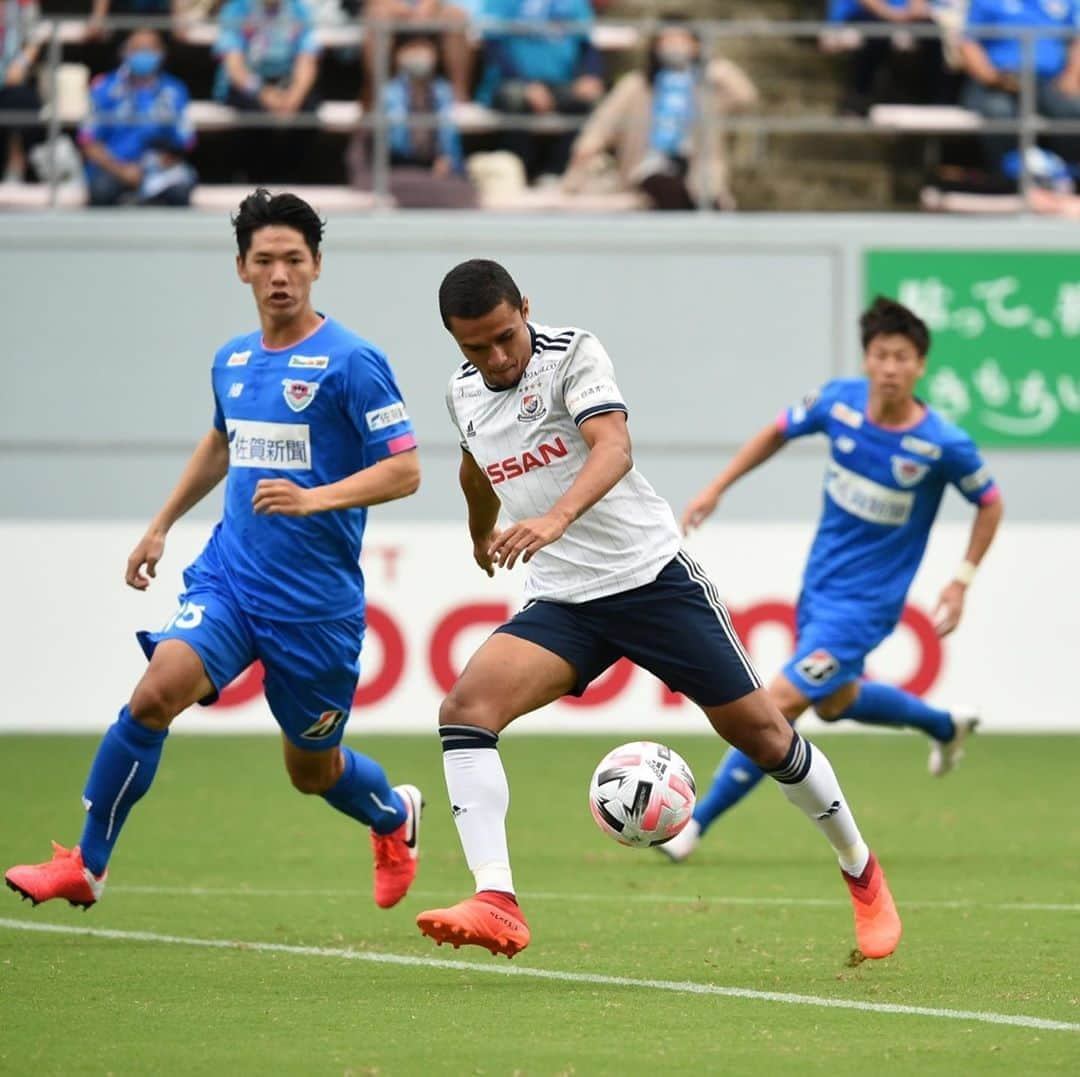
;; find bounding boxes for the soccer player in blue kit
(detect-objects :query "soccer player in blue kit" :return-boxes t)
[662,297,1003,862]
[6,190,424,910]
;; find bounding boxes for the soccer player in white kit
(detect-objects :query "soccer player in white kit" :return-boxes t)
[415,260,902,962]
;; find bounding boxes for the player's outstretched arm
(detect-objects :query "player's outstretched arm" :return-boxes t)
[252,449,421,517]
[459,450,501,577]
[933,495,1004,637]
[125,428,230,590]
[681,421,786,534]
[489,411,632,571]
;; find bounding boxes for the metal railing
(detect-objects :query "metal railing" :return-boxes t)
[3,13,1079,210]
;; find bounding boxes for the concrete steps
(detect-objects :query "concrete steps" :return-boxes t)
[605,0,919,209]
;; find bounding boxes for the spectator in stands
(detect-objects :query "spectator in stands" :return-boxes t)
[827,0,950,116]
[215,0,320,112]
[77,27,198,205]
[1,0,42,183]
[477,0,604,182]
[960,0,1080,167]
[364,0,471,102]
[564,20,757,209]
[347,32,476,205]
[214,0,321,180]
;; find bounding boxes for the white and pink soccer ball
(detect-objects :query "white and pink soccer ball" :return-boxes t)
[588,741,696,848]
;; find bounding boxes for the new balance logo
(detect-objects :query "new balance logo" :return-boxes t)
[816,800,842,820]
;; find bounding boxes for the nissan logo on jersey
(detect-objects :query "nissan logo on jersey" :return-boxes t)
[485,437,569,484]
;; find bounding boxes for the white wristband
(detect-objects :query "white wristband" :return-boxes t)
[954,560,978,586]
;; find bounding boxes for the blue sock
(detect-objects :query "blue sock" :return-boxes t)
[80,705,168,877]
[838,682,955,741]
[322,747,405,834]
[692,748,765,834]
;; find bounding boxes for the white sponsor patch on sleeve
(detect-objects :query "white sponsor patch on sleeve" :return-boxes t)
[366,402,409,431]
[960,466,991,493]
[565,380,620,416]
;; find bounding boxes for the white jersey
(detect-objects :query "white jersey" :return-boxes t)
[446,323,681,603]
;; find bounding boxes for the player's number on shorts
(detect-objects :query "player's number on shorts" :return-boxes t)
[163,602,206,632]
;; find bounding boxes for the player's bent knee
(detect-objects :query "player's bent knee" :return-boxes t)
[128,681,187,730]
[813,704,844,722]
[438,690,501,733]
[814,685,857,721]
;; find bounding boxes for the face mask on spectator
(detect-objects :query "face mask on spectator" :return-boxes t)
[400,54,437,80]
[656,45,695,70]
[127,50,163,78]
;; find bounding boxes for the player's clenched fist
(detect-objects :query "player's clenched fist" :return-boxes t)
[932,581,966,638]
[472,531,499,577]
[125,530,165,590]
[252,478,318,516]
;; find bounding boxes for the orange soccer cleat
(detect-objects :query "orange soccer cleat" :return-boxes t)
[5,842,106,910]
[842,852,902,959]
[416,890,531,959]
[370,784,423,909]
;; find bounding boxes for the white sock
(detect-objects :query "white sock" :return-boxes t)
[440,725,515,895]
[769,732,870,877]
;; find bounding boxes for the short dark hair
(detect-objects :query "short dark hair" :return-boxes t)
[859,295,930,356]
[232,188,325,259]
[439,259,523,329]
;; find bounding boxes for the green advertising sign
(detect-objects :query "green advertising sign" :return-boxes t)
[865,251,1080,447]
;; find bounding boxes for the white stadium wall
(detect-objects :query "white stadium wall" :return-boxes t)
[3,212,1077,736]
[1,520,1075,734]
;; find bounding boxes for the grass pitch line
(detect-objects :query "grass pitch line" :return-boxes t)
[1,917,1077,1033]
[107,884,1080,914]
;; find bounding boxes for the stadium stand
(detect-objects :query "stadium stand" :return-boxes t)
[1,0,1076,211]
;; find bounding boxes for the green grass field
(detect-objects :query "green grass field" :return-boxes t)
[1,733,1077,1075]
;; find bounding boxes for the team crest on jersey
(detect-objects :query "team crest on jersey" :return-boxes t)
[891,455,930,488]
[282,378,319,412]
[517,393,547,423]
[226,350,251,367]
[300,709,347,741]
[796,650,840,685]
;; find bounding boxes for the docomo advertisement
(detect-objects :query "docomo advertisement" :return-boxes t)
[1,521,1076,734]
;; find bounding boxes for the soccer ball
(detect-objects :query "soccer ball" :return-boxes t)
[588,741,696,848]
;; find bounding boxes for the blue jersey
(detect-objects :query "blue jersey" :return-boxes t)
[964,0,1080,79]
[213,0,320,100]
[78,67,194,176]
[780,378,998,624]
[202,316,416,623]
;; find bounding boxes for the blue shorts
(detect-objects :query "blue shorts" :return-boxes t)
[496,552,762,707]
[137,556,363,749]
[781,592,895,701]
